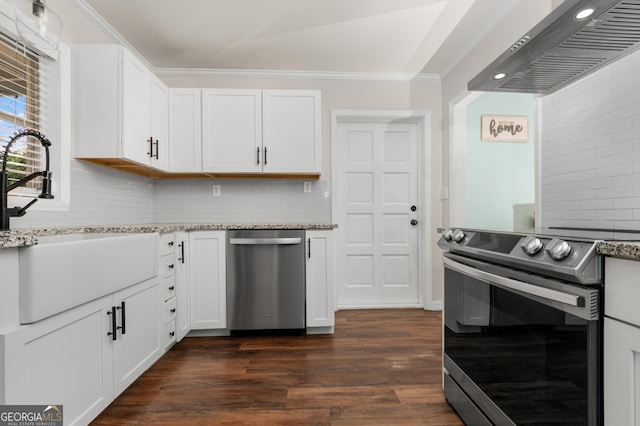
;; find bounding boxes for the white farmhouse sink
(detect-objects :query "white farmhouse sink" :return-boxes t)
[19,233,159,324]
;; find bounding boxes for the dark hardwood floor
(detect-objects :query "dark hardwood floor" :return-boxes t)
[92,309,463,425]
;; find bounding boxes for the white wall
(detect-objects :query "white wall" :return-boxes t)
[540,49,640,232]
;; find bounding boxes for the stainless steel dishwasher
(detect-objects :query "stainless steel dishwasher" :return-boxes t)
[226,229,306,334]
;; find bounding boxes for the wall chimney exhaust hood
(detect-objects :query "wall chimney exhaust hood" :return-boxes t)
[468,0,640,95]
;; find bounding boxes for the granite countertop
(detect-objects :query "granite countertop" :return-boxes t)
[596,240,640,261]
[0,223,337,249]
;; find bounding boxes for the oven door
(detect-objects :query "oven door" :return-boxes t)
[443,254,602,426]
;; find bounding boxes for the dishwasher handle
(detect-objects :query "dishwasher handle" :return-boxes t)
[229,237,303,245]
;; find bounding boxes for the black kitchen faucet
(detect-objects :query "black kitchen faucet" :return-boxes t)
[0,129,54,230]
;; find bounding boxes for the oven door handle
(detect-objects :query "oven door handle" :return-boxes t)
[443,257,583,307]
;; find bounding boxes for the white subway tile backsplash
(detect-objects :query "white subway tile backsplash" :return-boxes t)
[596,209,633,221]
[541,46,640,231]
[9,159,331,230]
[597,186,633,199]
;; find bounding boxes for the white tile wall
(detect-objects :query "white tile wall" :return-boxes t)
[10,161,332,229]
[10,161,155,229]
[153,178,331,224]
[541,50,640,231]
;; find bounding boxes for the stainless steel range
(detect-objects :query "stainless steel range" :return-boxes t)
[438,228,603,426]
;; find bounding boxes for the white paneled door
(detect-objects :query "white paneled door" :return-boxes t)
[337,121,419,308]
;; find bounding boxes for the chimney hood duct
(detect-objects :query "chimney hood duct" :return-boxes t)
[468,0,640,95]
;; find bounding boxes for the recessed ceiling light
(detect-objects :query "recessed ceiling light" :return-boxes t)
[494,73,507,80]
[575,7,595,20]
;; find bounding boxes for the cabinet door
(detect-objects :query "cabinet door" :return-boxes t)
[174,231,191,340]
[2,296,114,426]
[112,278,162,396]
[189,231,227,329]
[306,230,335,328]
[604,317,640,426]
[263,90,321,174]
[149,74,169,171]
[169,88,202,172]
[121,49,150,165]
[202,89,262,173]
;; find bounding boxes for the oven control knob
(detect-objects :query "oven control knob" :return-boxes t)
[452,229,465,243]
[442,229,453,241]
[521,236,543,255]
[546,238,572,260]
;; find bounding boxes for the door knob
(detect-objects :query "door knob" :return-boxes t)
[411,205,417,212]
[411,219,418,226]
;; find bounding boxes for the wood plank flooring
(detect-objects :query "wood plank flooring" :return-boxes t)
[91,309,463,425]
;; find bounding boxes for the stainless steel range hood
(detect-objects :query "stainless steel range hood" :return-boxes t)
[468,0,640,95]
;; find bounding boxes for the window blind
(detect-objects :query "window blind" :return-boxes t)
[0,31,41,191]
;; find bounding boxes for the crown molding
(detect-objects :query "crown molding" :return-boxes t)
[68,0,154,69]
[155,67,441,82]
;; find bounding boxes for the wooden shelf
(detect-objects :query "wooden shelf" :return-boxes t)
[77,158,321,180]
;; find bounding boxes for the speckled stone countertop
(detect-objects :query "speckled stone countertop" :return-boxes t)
[596,240,640,261]
[0,223,337,249]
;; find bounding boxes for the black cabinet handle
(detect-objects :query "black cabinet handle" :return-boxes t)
[257,147,261,165]
[107,306,117,341]
[154,139,159,159]
[264,147,268,165]
[170,308,176,313]
[308,238,311,259]
[168,264,174,269]
[168,241,174,247]
[147,137,154,157]
[169,286,175,291]
[178,242,185,264]
[169,331,175,337]
[117,301,126,335]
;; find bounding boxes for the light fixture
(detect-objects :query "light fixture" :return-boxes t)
[493,72,507,80]
[575,7,595,20]
[15,0,63,50]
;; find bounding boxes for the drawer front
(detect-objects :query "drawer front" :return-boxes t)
[162,319,176,350]
[161,254,175,278]
[605,257,640,326]
[163,297,177,325]
[160,233,175,256]
[162,274,176,302]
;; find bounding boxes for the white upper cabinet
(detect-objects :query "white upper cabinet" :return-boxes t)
[73,45,169,171]
[169,88,202,172]
[148,74,169,170]
[262,90,321,174]
[202,89,321,175]
[202,89,262,173]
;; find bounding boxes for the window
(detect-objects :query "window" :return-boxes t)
[0,33,42,194]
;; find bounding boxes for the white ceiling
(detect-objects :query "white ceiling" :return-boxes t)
[64,0,520,78]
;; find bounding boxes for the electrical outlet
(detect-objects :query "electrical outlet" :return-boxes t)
[212,184,221,197]
[304,181,312,193]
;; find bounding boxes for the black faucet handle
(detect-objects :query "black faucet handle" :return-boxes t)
[9,198,38,217]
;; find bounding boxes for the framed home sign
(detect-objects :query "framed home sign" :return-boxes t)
[481,115,529,142]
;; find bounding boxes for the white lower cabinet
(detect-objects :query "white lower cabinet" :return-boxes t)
[159,233,177,350]
[112,279,162,395]
[174,231,191,340]
[604,257,640,426]
[604,317,640,426]
[189,231,226,329]
[0,278,161,426]
[305,230,335,330]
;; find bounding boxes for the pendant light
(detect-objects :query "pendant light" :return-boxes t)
[15,0,63,51]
